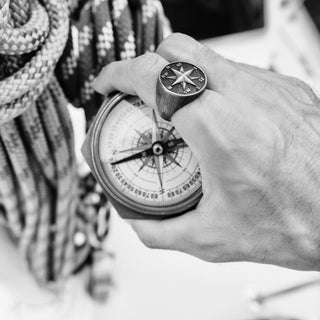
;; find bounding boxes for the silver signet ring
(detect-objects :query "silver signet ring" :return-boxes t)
[156,61,207,121]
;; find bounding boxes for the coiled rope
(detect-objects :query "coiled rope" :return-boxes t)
[0,0,162,291]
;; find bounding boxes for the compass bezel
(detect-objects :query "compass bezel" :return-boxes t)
[91,92,203,217]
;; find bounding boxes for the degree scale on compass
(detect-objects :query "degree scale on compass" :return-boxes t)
[96,95,202,212]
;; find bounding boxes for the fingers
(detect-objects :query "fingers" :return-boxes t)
[92,47,228,135]
[156,33,311,103]
[92,53,168,109]
[170,90,226,159]
[156,33,240,94]
[126,210,197,251]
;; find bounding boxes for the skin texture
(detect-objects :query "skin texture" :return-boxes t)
[93,33,320,271]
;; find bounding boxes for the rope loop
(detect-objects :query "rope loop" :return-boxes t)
[0,0,49,55]
[0,0,69,123]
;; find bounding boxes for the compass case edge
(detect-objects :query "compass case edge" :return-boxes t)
[81,93,202,220]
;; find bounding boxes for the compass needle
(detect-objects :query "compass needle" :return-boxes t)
[110,148,153,165]
[168,143,187,152]
[119,143,152,153]
[151,109,161,143]
[154,154,164,189]
[164,138,187,151]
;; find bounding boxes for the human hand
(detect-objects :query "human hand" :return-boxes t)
[93,33,320,271]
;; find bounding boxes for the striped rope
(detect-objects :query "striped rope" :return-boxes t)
[0,0,163,295]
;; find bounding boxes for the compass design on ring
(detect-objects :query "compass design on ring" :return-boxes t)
[159,62,207,95]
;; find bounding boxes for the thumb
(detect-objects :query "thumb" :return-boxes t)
[125,210,198,250]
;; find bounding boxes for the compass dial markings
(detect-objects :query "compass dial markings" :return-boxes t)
[121,174,137,192]
[98,97,202,209]
[165,152,181,168]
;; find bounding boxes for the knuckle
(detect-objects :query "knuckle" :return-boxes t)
[135,52,163,80]
[197,44,217,63]
[169,32,191,42]
[245,74,277,97]
[217,65,243,91]
[197,44,232,72]
[275,74,318,104]
[227,65,244,82]
[291,78,310,91]
[290,78,319,103]
[157,32,193,52]
[197,46,238,91]
[101,61,115,78]
[141,52,162,70]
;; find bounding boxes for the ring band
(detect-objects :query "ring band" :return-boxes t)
[156,61,207,121]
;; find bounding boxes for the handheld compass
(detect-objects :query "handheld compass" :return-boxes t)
[82,93,202,219]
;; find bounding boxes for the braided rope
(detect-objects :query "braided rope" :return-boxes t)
[0,0,69,115]
[0,0,10,26]
[0,0,78,284]
[0,0,49,55]
[0,0,163,290]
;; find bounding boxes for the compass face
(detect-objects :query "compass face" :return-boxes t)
[92,94,202,216]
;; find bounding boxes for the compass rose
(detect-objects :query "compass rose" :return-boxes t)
[110,110,187,189]
[159,62,207,96]
[166,65,199,91]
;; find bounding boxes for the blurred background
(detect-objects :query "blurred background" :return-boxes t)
[161,0,265,40]
[2,0,320,319]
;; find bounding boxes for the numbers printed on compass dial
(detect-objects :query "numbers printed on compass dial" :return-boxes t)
[98,96,202,209]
